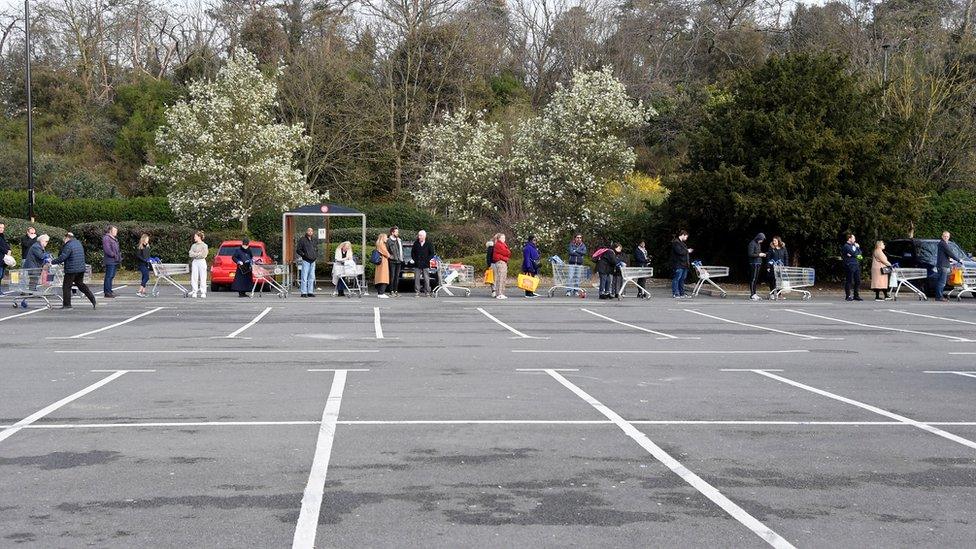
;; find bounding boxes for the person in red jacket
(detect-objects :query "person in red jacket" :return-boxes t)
[491,233,511,299]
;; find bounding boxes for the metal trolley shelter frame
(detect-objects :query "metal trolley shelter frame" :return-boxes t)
[281,204,367,291]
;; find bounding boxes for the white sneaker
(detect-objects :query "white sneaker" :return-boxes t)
[496,294,508,299]
[750,294,762,301]
[378,294,390,299]
[200,294,206,299]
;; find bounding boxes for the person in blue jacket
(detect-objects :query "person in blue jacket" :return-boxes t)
[567,234,586,296]
[521,235,541,298]
[231,239,254,297]
[51,232,96,309]
[841,233,863,301]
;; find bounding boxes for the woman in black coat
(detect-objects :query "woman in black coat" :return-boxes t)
[231,239,254,297]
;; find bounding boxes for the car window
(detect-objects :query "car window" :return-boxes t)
[217,246,264,257]
[949,241,969,259]
[916,241,937,266]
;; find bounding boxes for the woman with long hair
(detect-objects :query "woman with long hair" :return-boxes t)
[188,231,209,298]
[374,233,391,298]
[871,240,893,301]
[136,234,151,298]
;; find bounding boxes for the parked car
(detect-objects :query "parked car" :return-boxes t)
[883,238,975,295]
[396,242,439,292]
[210,240,273,292]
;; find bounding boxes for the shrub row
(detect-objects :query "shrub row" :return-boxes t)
[0,191,175,229]
[69,221,238,271]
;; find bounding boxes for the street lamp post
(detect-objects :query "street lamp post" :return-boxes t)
[25,0,35,222]
[881,43,891,84]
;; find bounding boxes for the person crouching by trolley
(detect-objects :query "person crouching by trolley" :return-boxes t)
[52,232,96,309]
[188,231,209,298]
[231,239,254,297]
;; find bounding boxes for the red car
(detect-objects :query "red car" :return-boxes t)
[210,240,273,291]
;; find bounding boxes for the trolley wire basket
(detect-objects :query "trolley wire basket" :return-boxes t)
[770,265,815,300]
[433,262,475,297]
[691,263,729,297]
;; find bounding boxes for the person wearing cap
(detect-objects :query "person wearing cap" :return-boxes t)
[231,238,254,297]
[748,233,767,301]
[51,232,96,309]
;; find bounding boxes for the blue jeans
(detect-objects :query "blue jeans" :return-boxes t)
[300,260,316,294]
[103,264,118,294]
[138,263,150,287]
[599,273,613,295]
[936,267,950,299]
[672,268,688,296]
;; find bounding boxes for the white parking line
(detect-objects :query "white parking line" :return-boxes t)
[0,370,146,444]
[736,369,976,451]
[477,307,541,339]
[54,349,380,354]
[684,309,826,340]
[95,284,129,296]
[293,369,351,549]
[512,349,809,355]
[50,307,165,339]
[0,307,47,322]
[784,309,974,342]
[888,309,976,326]
[538,369,794,549]
[580,308,692,339]
[373,307,384,339]
[221,306,272,339]
[924,370,976,379]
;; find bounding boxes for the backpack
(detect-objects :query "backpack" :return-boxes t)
[370,249,382,265]
[592,247,609,260]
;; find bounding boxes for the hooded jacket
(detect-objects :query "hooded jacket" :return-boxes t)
[522,241,540,275]
[748,233,766,265]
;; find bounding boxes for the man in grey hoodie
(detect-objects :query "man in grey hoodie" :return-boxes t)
[748,233,767,301]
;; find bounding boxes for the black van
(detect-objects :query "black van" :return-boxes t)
[883,239,975,295]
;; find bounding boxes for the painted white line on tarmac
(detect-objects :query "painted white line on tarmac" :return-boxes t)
[308,369,371,372]
[293,369,350,549]
[95,284,129,296]
[55,349,380,354]
[373,307,384,339]
[512,349,809,355]
[684,309,826,340]
[740,369,976,451]
[949,352,976,355]
[540,368,794,548]
[50,307,165,339]
[477,307,543,339]
[888,309,976,326]
[0,370,139,444]
[0,307,47,322]
[580,308,691,339]
[219,306,272,339]
[924,370,976,379]
[784,309,974,342]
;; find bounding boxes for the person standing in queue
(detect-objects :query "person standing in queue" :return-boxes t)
[374,232,391,298]
[102,225,121,298]
[188,231,209,298]
[567,234,587,296]
[135,234,152,298]
[748,233,767,301]
[871,240,894,301]
[0,222,10,281]
[935,231,962,302]
[411,230,435,297]
[841,233,863,301]
[670,230,692,299]
[634,240,651,299]
[51,232,96,309]
[231,238,254,297]
[765,236,788,295]
[492,233,511,299]
[296,227,318,298]
[521,235,541,298]
[21,226,37,261]
[597,242,621,300]
[387,227,404,297]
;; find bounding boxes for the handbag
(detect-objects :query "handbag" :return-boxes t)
[517,273,540,292]
[484,268,494,285]
[880,266,892,275]
[370,249,382,265]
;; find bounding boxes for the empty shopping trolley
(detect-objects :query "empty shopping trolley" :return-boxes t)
[150,260,191,297]
[890,267,928,301]
[333,262,364,297]
[691,262,729,297]
[251,262,289,298]
[620,267,653,299]
[433,262,475,297]
[548,259,592,298]
[770,265,815,300]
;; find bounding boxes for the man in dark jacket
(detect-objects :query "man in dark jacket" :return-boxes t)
[596,243,621,300]
[21,226,37,259]
[566,234,586,296]
[841,233,863,301]
[387,227,404,296]
[669,230,692,299]
[102,226,121,298]
[935,231,962,301]
[411,230,435,296]
[52,233,96,309]
[0,222,10,280]
[296,227,318,298]
[747,233,767,301]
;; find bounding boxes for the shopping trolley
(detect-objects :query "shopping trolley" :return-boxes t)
[620,267,653,299]
[769,265,815,300]
[3,264,91,308]
[333,262,364,298]
[433,262,475,297]
[548,258,592,298]
[691,262,729,297]
[150,260,191,297]
[251,262,288,298]
[890,267,928,301]
[949,267,976,300]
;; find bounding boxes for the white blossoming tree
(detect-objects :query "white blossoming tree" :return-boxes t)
[510,66,654,243]
[414,109,505,221]
[142,49,318,232]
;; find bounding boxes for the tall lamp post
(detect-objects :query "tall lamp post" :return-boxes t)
[25,0,35,222]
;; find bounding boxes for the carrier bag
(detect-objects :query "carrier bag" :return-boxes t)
[517,273,540,292]
[949,266,963,286]
[484,268,494,285]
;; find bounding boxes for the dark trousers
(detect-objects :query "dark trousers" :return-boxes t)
[103,264,118,294]
[636,277,649,297]
[376,283,387,295]
[844,263,861,298]
[389,262,402,292]
[63,272,96,307]
[749,264,762,296]
[414,268,431,294]
[138,263,150,287]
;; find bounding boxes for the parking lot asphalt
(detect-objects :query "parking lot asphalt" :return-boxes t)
[1,284,975,548]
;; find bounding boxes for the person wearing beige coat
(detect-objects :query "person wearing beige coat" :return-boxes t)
[870,241,893,301]
[374,233,391,298]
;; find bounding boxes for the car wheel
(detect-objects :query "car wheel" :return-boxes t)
[210,283,221,292]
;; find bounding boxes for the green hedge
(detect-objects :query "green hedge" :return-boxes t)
[918,189,976,252]
[0,217,68,263]
[69,221,240,271]
[0,191,175,229]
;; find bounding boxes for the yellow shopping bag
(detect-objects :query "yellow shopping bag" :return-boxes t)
[949,267,963,286]
[484,268,494,285]
[517,273,540,292]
